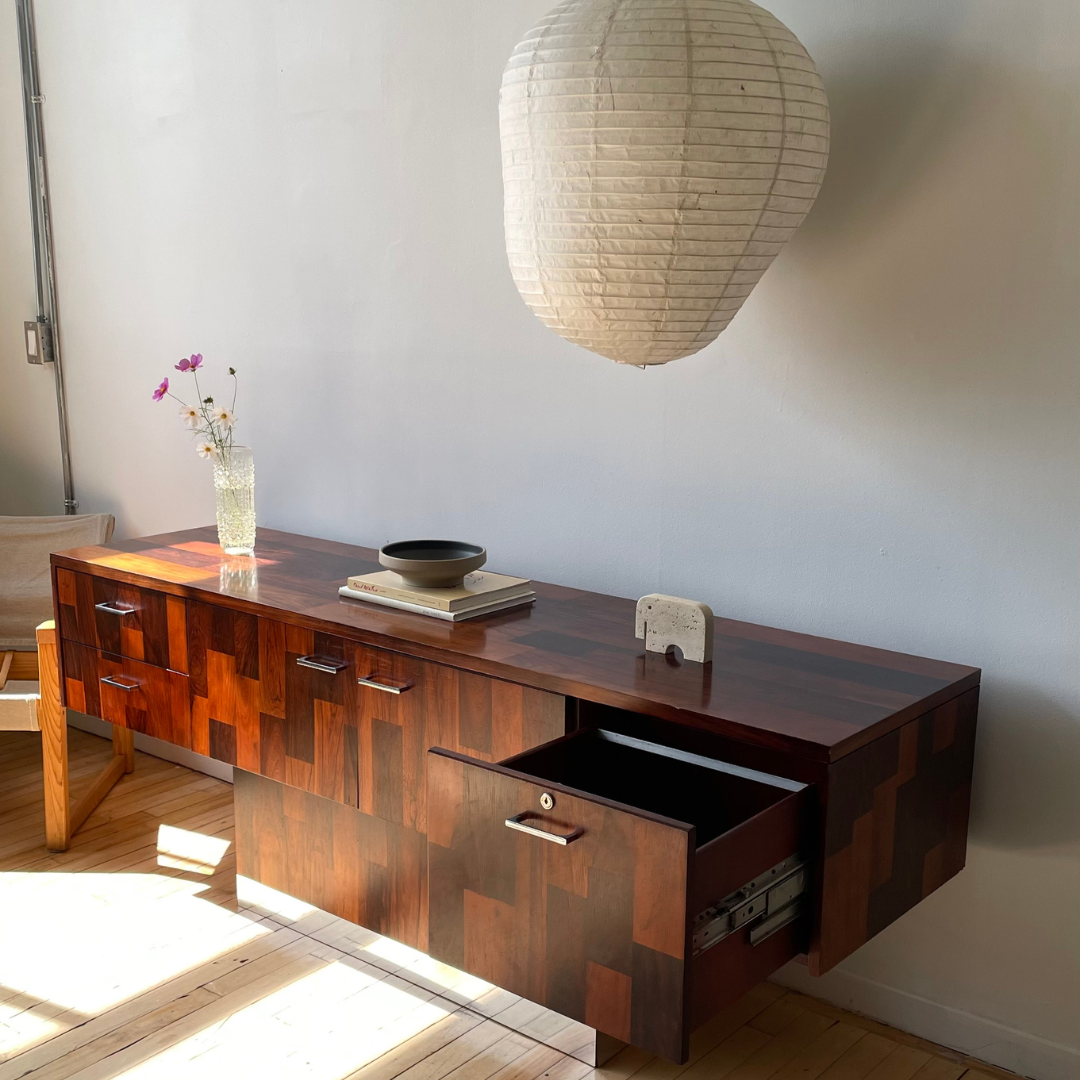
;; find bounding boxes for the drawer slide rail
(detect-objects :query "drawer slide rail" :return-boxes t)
[692,855,807,955]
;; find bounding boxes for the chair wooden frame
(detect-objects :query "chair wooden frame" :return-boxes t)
[0,621,134,850]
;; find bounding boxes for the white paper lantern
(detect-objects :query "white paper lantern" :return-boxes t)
[500,0,830,365]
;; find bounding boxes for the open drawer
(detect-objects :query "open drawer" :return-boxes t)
[426,729,814,1063]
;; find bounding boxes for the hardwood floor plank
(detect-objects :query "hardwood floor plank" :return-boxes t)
[817,1035,899,1080]
[0,924,294,1080]
[391,1020,525,1080]
[908,1059,966,1080]
[723,1013,837,1080]
[749,997,810,1037]
[671,1026,772,1080]
[53,952,330,1080]
[438,1031,541,1080]
[623,982,787,1080]
[342,1006,486,1080]
[5,988,220,1080]
[864,1047,933,1080]
[769,1023,865,1080]
[782,995,1005,1079]
[0,728,1020,1080]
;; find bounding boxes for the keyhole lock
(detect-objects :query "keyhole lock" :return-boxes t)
[540,792,555,811]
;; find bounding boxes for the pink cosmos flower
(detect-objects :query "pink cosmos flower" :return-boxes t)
[175,352,203,372]
[152,377,169,401]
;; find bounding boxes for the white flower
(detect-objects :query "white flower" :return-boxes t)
[178,404,200,428]
[196,441,219,459]
[212,406,236,429]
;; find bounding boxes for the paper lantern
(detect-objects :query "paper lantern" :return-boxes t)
[500,0,830,366]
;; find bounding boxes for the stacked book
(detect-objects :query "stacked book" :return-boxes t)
[338,570,535,621]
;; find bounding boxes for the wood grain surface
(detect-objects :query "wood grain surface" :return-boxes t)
[426,747,692,1062]
[62,640,193,748]
[811,688,979,974]
[233,665,564,952]
[36,621,69,850]
[52,528,980,762]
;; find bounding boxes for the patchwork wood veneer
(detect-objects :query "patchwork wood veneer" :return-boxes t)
[52,527,980,1063]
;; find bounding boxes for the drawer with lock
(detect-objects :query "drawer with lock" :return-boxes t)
[52,528,980,1068]
[426,728,814,1063]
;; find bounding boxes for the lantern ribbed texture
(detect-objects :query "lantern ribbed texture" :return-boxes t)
[500,0,830,366]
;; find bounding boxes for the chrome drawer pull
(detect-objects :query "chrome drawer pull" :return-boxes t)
[505,811,583,846]
[296,655,348,674]
[357,674,412,695]
[101,675,139,692]
[95,602,136,617]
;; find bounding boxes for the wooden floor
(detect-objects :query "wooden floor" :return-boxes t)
[0,729,1015,1080]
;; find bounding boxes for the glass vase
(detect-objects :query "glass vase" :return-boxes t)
[213,445,256,555]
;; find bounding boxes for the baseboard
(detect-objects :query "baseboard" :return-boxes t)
[67,712,233,784]
[773,961,1078,1080]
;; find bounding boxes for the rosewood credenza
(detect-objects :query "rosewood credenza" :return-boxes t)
[51,528,979,1063]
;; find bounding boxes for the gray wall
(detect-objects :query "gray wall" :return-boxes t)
[0,3,1076,1077]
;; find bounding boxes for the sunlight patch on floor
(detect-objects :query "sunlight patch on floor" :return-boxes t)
[396,952,497,1004]
[236,874,321,923]
[111,957,451,1080]
[235,875,499,1005]
[0,1001,62,1059]
[0,871,267,1016]
[156,824,232,875]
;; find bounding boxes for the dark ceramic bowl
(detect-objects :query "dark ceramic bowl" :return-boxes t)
[378,540,487,589]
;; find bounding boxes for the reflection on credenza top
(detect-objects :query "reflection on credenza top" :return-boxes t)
[51,526,979,763]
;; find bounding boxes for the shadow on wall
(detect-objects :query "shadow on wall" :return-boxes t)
[806,31,987,245]
[971,685,1080,855]
[793,37,1079,389]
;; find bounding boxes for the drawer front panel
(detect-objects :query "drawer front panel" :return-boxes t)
[63,640,191,747]
[235,769,426,950]
[426,748,690,1062]
[227,632,566,952]
[56,569,188,671]
[184,601,566,841]
[343,642,566,951]
[187,602,359,805]
[350,642,565,834]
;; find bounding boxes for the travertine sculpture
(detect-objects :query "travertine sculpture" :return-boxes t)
[500,0,830,365]
[636,594,714,663]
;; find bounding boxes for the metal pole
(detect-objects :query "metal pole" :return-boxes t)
[16,0,77,513]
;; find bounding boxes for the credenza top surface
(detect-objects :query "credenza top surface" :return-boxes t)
[52,526,979,762]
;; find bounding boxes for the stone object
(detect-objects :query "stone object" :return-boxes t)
[635,594,714,664]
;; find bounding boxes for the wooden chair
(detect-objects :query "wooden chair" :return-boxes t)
[0,513,134,850]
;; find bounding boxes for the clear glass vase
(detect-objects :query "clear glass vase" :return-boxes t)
[213,445,256,555]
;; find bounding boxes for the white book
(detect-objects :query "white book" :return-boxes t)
[339,585,535,622]
[346,569,532,612]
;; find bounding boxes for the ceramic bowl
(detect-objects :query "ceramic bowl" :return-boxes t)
[378,540,487,589]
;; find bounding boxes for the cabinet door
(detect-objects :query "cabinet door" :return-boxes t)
[56,569,187,671]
